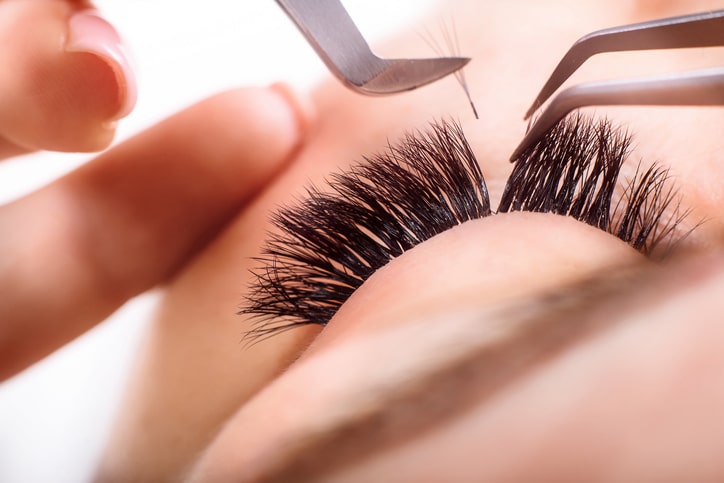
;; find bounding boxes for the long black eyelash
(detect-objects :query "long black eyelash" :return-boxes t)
[243,120,491,340]
[244,116,688,339]
[499,114,689,256]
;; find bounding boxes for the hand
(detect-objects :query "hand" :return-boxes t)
[0,1,312,382]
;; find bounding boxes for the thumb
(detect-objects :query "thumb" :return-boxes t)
[0,1,136,156]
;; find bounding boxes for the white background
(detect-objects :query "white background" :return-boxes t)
[0,1,437,482]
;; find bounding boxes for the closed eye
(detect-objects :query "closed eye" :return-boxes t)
[242,115,692,341]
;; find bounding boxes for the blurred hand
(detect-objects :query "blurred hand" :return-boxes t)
[0,0,313,380]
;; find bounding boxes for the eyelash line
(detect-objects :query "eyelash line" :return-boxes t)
[243,120,491,341]
[499,114,689,256]
[242,116,688,340]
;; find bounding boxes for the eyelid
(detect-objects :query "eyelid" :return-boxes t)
[316,212,644,343]
[243,116,691,339]
[199,241,696,483]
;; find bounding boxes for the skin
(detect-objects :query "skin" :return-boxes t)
[0,0,116,155]
[0,0,723,481]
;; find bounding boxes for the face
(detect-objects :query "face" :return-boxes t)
[98,0,724,481]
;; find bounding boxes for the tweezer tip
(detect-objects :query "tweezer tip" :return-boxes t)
[429,56,471,77]
[362,56,471,94]
[509,146,525,162]
[510,125,537,161]
[524,100,541,120]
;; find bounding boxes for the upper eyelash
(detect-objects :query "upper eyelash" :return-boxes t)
[243,116,688,340]
[243,120,491,340]
[500,114,690,256]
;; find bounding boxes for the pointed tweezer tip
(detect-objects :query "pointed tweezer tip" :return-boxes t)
[510,124,541,162]
[431,56,471,77]
[361,56,471,94]
[524,99,542,121]
[509,144,526,162]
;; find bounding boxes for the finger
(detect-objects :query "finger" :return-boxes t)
[0,0,136,156]
[0,84,313,380]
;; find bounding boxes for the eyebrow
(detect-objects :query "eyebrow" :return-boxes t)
[248,252,712,482]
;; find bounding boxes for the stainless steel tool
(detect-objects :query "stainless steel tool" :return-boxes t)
[512,9,724,160]
[275,0,470,95]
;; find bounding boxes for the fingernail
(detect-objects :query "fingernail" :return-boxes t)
[66,10,137,120]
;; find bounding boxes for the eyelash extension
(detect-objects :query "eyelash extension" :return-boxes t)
[244,116,688,339]
[499,114,689,256]
[421,20,478,119]
[243,120,491,340]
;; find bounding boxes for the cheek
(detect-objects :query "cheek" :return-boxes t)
[312,212,643,348]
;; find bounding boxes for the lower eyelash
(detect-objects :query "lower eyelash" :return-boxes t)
[243,117,689,339]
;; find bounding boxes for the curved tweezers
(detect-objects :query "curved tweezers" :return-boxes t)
[513,9,724,160]
[276,0,470,95]
[511,68,724,160]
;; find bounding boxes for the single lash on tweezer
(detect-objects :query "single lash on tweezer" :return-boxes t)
[275,0,470,94]
[512,9,724,160]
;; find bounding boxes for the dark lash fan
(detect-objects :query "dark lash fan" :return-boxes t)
[243,120,492,339]
[500,114,688,255]
[244,117,688,340]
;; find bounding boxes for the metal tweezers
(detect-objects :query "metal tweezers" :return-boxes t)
[275,0,470,94]
[511,9,724,160]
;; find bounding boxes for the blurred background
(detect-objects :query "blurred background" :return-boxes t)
[0,1,438,481]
